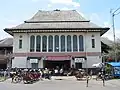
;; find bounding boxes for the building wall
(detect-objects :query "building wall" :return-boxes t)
[13,33,29,53]
[13,32,101,53]
[12,32,101,68]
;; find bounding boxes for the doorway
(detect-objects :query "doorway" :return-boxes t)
[75,63,82,69]
[31,63,38,69]
[43,60,70,70]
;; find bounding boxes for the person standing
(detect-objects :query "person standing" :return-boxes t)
[60,68,63,76]
[54,68,58,76]
[90,70,93,79]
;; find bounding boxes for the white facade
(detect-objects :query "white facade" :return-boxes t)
[4,10,109,69]
[12,32,102,68]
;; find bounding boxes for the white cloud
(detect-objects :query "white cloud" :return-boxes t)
[47,4,52,8]
[1,18,24,29]
[7,19,17,23]
[89,13,101,24]
[31,0,40,2]
[49,0,80,7]
[103,22,112,27]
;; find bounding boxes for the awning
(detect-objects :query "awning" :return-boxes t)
[27,57,41,60]
[46,56,71,61]
[108,62,120,67]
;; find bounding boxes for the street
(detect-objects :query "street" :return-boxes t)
[0,77,120,90]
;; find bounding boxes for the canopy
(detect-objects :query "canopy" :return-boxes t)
[108,62,120,67]
[46,56,71,61]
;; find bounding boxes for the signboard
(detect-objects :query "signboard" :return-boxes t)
[75,58,84,63]
[30,59,38,63]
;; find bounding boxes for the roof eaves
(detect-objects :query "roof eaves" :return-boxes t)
[4,29,13,36]
[4,27,109,30]
[100,27,110,36]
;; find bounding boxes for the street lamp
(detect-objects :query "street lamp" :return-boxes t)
[110,7,120,62]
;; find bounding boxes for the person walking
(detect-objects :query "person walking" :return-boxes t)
[4,70,7,80]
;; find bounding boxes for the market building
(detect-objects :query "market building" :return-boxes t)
[0,38,13,69]
[4,10,109,69]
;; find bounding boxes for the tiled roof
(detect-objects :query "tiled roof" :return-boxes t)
[9,21,101,29]
[0,38,13,47]
[25,10,87,22]
[4,10,109,35]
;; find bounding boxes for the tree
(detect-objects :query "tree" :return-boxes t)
[106,38,120,62]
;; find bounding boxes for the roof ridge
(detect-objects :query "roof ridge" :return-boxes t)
[25,20,90,23]
[38,9,76,12]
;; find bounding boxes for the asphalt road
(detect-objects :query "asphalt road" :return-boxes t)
[0,78,120,90]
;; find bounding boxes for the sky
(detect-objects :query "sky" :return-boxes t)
[0,0,120,40]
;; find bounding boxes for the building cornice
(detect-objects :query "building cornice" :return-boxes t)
[4,27,109,36]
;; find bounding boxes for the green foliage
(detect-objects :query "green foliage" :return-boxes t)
[105,64,112,74]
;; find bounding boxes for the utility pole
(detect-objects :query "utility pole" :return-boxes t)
[110,7,120,62]
[85,31,89,87]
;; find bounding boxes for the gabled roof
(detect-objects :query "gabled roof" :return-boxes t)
[0,38,13,47]
[4,10,109,36]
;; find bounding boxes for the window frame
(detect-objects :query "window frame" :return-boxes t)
[19,39,22,49]
[67,35,71,52]
[42,35,47,52]
[92,39,95,48]
[36,35,41,52]
[73,35,78,52]
[48,35,53,52]
[30,35,35,52]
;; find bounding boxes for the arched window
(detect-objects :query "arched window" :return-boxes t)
[42,35,47,52]
[67,35,71,52]
[30,35,35,52]
[36,35,41,52]
[73,35,78,52]
[61,35,65,52]
[54,35,59,52]
[79,35,84,51]
[48,35,53,52]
